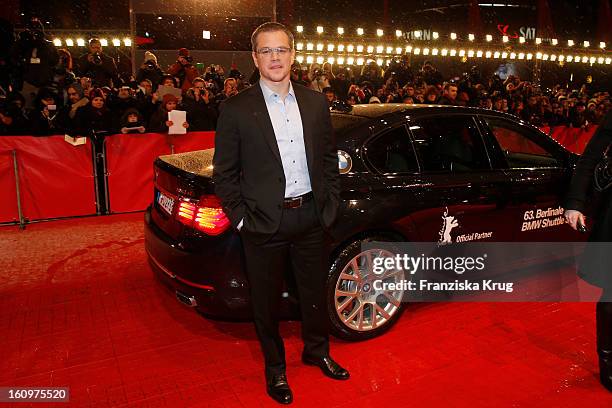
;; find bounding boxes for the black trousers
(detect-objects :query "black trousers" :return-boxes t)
[597,289,612,353]
[240,198,329,377]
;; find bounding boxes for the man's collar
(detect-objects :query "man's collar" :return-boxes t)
[259,80,294,101]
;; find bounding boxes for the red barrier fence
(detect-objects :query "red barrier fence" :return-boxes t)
[0,136,96,223]
[0,126,600,224]
[543,125,598,154]
[104,131,215,213]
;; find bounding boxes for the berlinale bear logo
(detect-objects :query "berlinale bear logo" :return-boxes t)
[439,207,459,245]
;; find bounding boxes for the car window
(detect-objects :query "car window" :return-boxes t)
[484,117,561,168]
[409,116,490,172]
[365,125,419,174]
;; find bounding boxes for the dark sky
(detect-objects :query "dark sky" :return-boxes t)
[18,0,606,43]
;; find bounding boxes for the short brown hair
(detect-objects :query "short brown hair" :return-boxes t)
[251,22,294,52]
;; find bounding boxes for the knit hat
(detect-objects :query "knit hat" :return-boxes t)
[178,48,190,57]
[144,51,157,64]
[162,94,178,105]
[89,88,105,100]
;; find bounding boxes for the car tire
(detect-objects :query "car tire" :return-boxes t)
[326,235,406,341]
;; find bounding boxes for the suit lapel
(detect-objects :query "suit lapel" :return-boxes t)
[293,84,315,172]
[250,83,283,165]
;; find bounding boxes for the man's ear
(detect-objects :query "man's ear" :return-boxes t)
[251,52,259,69]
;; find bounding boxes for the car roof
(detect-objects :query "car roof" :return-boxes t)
[331,103,512,119]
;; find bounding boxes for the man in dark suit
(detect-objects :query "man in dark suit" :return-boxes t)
[212,22,349,404]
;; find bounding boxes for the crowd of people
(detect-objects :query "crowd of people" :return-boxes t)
[0,19,609,136]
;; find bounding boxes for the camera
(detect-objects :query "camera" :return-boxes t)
[144,60,156,69]
[92,53,102,65]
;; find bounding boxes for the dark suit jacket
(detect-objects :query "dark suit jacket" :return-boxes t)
[564,111,612,289]
[212,81,340,241]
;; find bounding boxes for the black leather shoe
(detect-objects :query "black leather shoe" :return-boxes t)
[599,351,612,392]
[266,373,293,404]
[302,355,350,380]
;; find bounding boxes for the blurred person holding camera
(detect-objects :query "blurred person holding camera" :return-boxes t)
[167,48,199,93]
[136,51,163,90]
[10,17,58,107]
[182,77,217,131]
[76,38,119,88]
[308,63,331,92]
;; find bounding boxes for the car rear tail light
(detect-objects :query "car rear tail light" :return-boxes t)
[175,195,231,235]
[177,200,197,225]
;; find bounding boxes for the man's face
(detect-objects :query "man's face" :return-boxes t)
[406,86,415,96]
[89,42,102,54]
[140,81,152,95]
[67,88,80,104]
[325,91,335,103]
[166,101,177,111]
[251,30,294,84]
[447,86,457,100]
[118,88,131,99]
[127,113,138,123]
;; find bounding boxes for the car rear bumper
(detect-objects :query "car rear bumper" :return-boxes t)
[144,206,253,319]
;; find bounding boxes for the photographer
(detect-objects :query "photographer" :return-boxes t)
[204,64,224,93]
[75,38,119,88]
[182,77,217,131]
[10,17,58,106]
[167,48,199,93]
[308,63,331,92]
[136,51,163,90]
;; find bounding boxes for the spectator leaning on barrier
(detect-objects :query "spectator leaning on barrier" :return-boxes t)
[0,92,29,135]
[56,83,88,133]
[167,48,199,93]
[182,77,217,131]
[119,108,146,134]
[110,86,138,126]
[75,38,119,88]
[136,51,163,90]
[135,78,157,123]
[148,93,189,133]
[74,88,115,136]
[30,88,60,135]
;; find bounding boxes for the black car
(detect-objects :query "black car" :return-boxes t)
[145,104,582,341]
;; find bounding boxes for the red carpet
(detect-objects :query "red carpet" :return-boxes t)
[1,213,611,407]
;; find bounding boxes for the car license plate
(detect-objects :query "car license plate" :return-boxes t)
[157,191,175,215]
